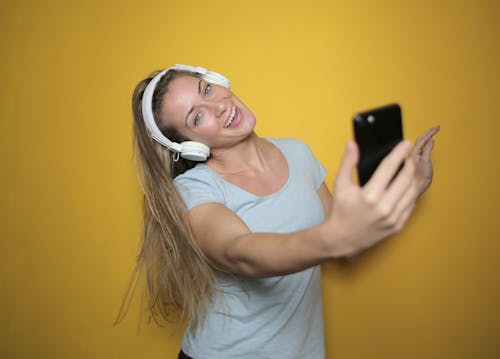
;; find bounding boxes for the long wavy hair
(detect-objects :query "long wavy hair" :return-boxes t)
[114,69,216,331]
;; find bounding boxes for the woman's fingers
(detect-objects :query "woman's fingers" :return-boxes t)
[382,157,417,214]
[385,167,419,228]
[334,141,359,192]
[363,140,412,198]
[394,201,416,232]
[422,137,435,160]
[413,126,440,155]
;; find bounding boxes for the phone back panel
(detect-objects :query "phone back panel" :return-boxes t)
[353,104,403,186]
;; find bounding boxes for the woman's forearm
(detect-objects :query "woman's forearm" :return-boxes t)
[223,224,345,278]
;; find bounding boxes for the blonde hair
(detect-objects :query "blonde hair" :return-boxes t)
[114,70,216,331]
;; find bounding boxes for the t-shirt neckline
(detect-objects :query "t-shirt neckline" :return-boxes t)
[199,138,292,199]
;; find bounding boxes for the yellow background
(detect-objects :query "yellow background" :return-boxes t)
[1,0,499,358]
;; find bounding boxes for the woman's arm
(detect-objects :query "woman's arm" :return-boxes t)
[189,140,420,278]
[188,202,335,277]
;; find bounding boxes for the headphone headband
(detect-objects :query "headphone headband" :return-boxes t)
[141,64,230,159]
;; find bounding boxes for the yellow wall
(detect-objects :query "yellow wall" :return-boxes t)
[1,0,499,358]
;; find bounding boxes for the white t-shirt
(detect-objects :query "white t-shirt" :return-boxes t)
[173,138,327,359]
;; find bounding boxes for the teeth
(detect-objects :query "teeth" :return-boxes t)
[224,106,237,128]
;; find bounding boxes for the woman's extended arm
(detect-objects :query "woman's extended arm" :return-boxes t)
[188,140,420,278]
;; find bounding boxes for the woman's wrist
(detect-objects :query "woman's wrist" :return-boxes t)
[315,220,354,259]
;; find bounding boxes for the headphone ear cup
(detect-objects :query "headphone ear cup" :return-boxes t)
[204,71,231,89]
[180,141,210,161]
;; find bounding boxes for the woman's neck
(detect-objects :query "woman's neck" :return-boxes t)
[206,133,273,175]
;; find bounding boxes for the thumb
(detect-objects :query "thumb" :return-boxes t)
[334,140,359,190]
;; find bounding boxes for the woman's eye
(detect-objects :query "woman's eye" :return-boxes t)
[193,113,202,126]
[204,84,212,96]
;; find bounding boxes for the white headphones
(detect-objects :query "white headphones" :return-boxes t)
[141,64,231,161]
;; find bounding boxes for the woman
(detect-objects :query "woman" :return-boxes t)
[116,64,439,358]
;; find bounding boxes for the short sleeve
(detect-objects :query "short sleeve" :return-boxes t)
[173,166,225,210]
[302,142,328,189]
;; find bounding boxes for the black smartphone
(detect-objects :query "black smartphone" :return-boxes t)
[353,103,404,186]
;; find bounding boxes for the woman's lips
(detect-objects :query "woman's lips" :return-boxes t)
[227,106,242,128]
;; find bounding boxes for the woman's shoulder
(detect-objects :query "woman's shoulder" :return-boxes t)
[173,164,226,208]
[173,164,220,186]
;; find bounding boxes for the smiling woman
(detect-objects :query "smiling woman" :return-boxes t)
[160,74,256,150]
[114,64,438,359]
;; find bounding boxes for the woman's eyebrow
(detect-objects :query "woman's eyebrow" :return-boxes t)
[185,79,203,124]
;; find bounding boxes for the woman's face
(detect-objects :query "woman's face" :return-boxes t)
[160,75,256,149]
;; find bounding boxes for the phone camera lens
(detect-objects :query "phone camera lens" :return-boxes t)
[367,115,375,124]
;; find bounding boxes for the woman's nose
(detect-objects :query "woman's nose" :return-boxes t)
[211,100,228,118]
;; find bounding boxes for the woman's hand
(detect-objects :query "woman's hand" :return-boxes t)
[411,126,440,196]
[325,140,420,257]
